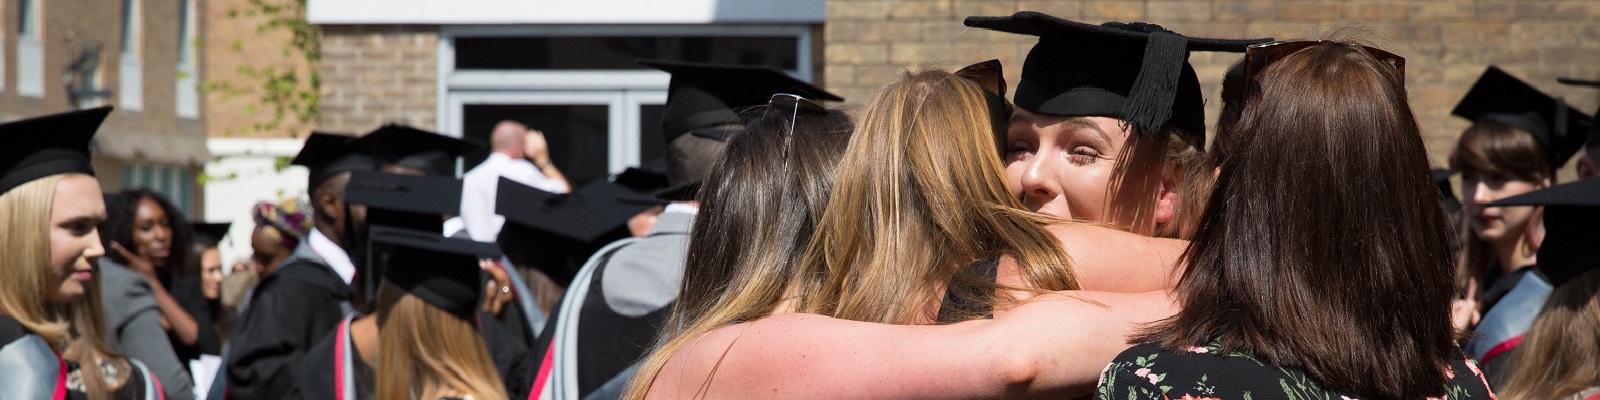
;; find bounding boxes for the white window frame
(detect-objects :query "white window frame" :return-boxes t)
[175,0,199,119]
[438,24,813,173]
[120,0,143,111]
[16,0,44,97]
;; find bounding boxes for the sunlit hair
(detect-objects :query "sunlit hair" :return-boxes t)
[796,69,1078,324]
[1136,41,1462,398]
[0,174,71,346]
[1166,60,1248,240]
[1448,122,1552,293]
[63,267,133,400]
[1498,269,1600,399]
[375,283,507,400]
[625,103,854,399]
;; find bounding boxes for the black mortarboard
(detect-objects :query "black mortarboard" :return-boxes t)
[372,225,501,318]
[349,124,482,177]
[1557,77,1600,150]
[344,170,462,233]
[965,12,1270,144]
[1488,178,1600,287]
[612,165,671,195]
[0,106,112,195]
[292,132,378,189]
[1432,169,1462,213]
[1452,66,1593,169]
[497,177,666,245]
[639,59,844,143]
[191,222,232,247]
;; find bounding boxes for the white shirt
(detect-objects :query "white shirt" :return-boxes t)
[306,229,356,284]
[459,153,570,242]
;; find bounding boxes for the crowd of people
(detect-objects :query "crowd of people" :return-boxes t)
[2,10,1598,400]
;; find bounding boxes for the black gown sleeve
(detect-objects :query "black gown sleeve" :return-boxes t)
[287,330,339,400]
[225,269,346,400]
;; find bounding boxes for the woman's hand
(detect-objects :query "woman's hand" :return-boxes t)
[111,241,160,280]
[481,259,514,317]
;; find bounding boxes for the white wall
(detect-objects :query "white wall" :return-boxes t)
[308,0,824,24]
[202,138,308,272]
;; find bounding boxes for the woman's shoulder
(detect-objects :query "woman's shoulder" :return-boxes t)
[1099,343,1333,400]
[0,315,28,344]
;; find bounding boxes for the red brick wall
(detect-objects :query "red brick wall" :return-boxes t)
[824,0,1600,169]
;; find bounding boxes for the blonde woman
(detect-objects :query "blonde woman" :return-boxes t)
[374,230,508,400]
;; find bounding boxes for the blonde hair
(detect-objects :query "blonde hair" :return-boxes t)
[1497,269,1600,399]
[63,268,133,400]
[795,69,1079,324]
[0,174,72,346]
[375,283,507,400]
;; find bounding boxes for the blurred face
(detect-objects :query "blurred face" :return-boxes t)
[132,198,173,267]
[251,224,290,266]
[1004,109,1169,234]
[1462,172,1547,243]
[200,248,223,300]
[49,175,107,304]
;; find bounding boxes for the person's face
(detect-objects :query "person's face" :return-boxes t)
[132,198,173,266]
[200,248,223,300]
[251,224,289,259]
[48,175,107,304]
[1004,109,1169,234]
[1462,172,1546,243]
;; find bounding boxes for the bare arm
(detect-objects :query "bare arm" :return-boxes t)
[643,290,1177,399]
[112,242,200,345]
[1046,223,1189,293]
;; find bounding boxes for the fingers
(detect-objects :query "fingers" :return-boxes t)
[111,241,137,258]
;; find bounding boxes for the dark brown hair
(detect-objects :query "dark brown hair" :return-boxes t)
[1448,122,1554,184]
[1136,42,1461,398]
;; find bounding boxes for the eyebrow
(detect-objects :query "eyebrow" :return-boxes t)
[1061,117,1113,146]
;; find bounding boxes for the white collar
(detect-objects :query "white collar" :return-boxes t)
[663,203,699,216]
[307,229,357,285]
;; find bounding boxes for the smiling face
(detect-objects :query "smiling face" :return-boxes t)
[1003,109,1172,235]
[132,198,173,267]
[1461,172,1546,243]
[48,174,107,304]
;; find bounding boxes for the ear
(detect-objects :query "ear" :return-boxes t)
[1153,178,1178,225]
[316,188,344,223]
[1577,156,1597,180]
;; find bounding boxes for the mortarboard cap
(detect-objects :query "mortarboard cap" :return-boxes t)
[639,59,844,143]
[612,164,671,195]
[1432,169,1461,213]
[372,225,501,318]
[1488,178,1600,287]
[349,124,482,177]
[1452,66,1593,169]
[293,132,378,189]
[1557,77,1600,150]
[344,170,462,233]
[964,12,1270,145]
[0,106,113,195]
[192,222,232,248]
[497,177,666,245]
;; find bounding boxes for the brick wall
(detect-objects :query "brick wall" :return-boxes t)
[824,0,1600,169]
[203,0,317,138]
[317,25,439,134]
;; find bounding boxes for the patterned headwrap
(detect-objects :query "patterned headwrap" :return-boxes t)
[253,198,313,249]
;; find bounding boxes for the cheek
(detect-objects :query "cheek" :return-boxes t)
[47,229,79,276]
[1003,161,1026,194]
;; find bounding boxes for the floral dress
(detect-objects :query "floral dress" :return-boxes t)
[1097,342,1497,400]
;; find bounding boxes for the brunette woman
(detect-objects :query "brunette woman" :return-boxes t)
[1098,40,1493,398]
[99,189,200,399]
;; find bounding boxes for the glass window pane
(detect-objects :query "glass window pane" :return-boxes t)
[122,0,139,55]
[455,36,798,71]
[18,0,35,38]
[462,104,610,188]
[638,104,666,164]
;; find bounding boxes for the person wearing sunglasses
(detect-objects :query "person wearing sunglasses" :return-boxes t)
[1097,40,1494,398]
[966,12,1268,240]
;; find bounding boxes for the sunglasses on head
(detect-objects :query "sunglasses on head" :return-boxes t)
[1243,40,1405,86]
[955,59,1015,157]
[764,92,829,165]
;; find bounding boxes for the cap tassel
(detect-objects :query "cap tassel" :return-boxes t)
[1121,31,1188,137]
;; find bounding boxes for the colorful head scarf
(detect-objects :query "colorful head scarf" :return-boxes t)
[252,198,313,249]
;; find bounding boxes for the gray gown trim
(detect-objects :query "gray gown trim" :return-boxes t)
[538,237,641,400]
[0,334,66,400]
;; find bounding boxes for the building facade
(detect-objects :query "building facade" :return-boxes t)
[1,0,209,215]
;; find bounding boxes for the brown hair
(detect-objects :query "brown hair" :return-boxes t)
[1448,122,1553,292]
[625,104,854,399]
[375,283,507,400]
[1136,42,1461,398]
[1497,269,1600,399]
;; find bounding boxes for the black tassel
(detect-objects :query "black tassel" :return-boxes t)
[1121,31,1188,137]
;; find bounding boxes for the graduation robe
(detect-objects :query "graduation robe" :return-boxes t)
[0,315,68,399]
[290,311,534,399]
[225,243,353,400]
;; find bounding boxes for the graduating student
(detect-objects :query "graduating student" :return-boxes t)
[348,123,483,177]
[226,132,376,399]
[1450,67,1594,373]
[1489,178,1600,398]
[967,11,1268,238]
[531,59,842,400]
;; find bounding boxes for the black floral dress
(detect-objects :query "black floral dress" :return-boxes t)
[1097,342,1497,400]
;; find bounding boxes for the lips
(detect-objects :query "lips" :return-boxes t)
[72,269,93,281]
[148,247,171,258]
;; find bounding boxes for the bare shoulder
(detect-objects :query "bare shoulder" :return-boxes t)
[1042,223,1188,292]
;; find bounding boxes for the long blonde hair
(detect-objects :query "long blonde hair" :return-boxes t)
[0,174,72,345]
[1497,269,1600,399]
[795,69,1078,324]
[63,266,133,400]
[375,283,507,400]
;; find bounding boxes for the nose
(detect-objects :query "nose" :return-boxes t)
[86,228,106,259]
[1018,149,1062,203]
[1470,180,1493,205]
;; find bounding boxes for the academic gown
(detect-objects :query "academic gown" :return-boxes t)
[167,275,223,362]
[225,243,354,400]
[0,315,69,399]
[290,313,534,400]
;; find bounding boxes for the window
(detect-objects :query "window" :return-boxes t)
[16,0,43,97]
[122,163,195,215]
[454,36,800,71]
[120,0,142,110]
[175,0,198,118]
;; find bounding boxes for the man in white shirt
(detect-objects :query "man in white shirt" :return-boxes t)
[455,120,570,241]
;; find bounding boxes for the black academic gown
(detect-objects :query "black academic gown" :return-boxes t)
[167,275,223,365]
[225,244,353,400]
